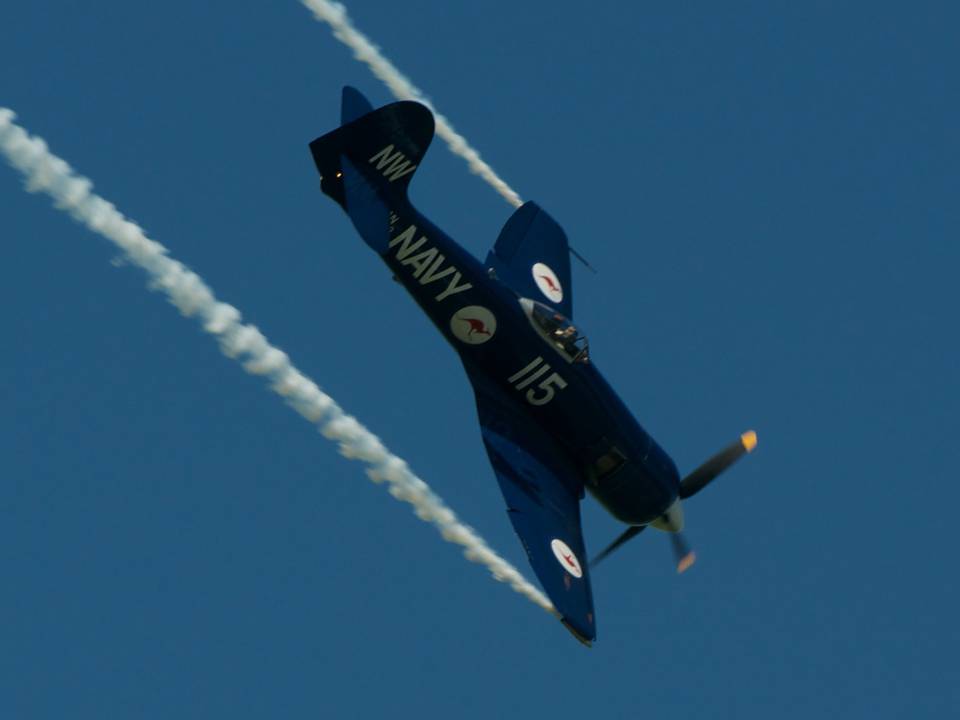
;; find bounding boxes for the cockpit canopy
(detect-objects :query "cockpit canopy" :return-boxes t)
[524,300,589,363]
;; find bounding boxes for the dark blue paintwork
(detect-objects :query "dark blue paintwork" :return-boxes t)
[308,88,683,645]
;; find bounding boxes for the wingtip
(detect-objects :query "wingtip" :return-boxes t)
[560,619,595,648]
[740,430,758,453]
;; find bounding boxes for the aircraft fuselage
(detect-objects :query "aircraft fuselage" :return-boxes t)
[369,196,679,526]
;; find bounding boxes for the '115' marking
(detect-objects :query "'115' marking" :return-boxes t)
[508,356,568,406]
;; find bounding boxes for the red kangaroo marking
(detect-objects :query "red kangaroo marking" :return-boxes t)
[463,318,491,337]
[540,274,560,293]
[563,553,578,569]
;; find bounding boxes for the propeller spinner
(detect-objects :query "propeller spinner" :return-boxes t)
[590,430,757,570]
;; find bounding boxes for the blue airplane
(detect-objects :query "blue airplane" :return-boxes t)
[308,87,757,646]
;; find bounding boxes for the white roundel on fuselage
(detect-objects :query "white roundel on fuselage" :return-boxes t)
[532,262,563,303]
[550,538,583,578]
[450,306,497,345]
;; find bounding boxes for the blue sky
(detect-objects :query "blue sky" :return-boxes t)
[1,2,957,717]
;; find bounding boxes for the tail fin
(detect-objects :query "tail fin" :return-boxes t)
[309,86,434,210]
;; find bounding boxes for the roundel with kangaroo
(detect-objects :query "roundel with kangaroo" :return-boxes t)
[450,306,497,345]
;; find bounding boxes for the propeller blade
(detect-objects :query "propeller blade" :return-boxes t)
[679,430,757,499]
[590,525,646,567]
[670,532,697,573]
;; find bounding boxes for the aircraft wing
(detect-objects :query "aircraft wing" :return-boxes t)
[468,371,596,644]
[486,202,574,319]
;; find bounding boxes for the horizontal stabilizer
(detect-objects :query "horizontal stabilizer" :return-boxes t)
[341,85,374,124]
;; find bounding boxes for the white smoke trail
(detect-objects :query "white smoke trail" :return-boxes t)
[301,0,524,209]
[0,108,554,615]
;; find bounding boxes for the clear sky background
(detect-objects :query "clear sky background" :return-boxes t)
[1,2,957,718]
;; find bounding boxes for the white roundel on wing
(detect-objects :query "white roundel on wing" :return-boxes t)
[450,306,497,345]
[550,538,583,578]
[532,262,563,303]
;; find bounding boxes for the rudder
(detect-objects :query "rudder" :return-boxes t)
[309,88,434,210]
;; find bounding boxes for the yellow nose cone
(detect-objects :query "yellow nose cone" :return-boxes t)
[741,430,758,453]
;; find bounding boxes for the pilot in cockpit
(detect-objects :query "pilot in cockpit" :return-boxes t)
[530,304,589,363]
